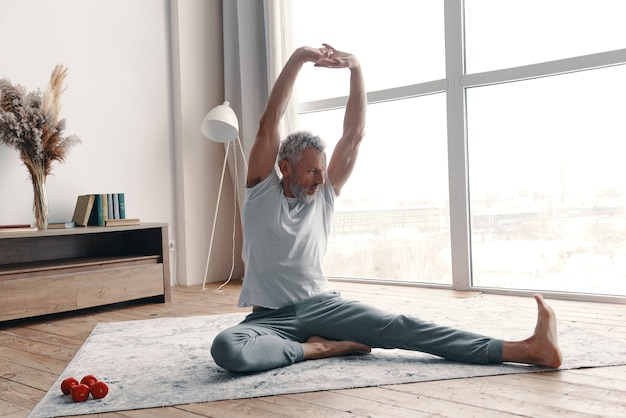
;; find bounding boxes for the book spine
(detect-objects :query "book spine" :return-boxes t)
[85,194,95,226]
[113,193,120,219]
[101,194,108,226]
[107,193,114,219]
[118,193,126,219]
[89,194,102,226]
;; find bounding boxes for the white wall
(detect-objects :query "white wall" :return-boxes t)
[171,0,245,286]
[0,0,244,286]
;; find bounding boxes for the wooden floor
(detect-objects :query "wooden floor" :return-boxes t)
[1,280,625,418]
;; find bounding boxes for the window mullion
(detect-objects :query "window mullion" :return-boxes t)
[463,48,626,89]
[444,0,471,290]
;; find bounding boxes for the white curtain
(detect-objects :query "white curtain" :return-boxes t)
[221,0,297,207]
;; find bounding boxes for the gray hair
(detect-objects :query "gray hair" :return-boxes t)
[278,130,326,166]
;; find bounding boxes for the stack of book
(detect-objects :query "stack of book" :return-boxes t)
[72,193,140,227]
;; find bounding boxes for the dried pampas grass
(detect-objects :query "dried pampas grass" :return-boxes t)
[0,64,81,182]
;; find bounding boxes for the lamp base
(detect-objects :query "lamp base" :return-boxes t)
[202,136,247,290]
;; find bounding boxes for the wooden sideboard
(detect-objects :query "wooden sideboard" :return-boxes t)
[0,223,171,322]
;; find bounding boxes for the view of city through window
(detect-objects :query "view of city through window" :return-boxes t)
[299,96,452,285]
[467,66,626,296]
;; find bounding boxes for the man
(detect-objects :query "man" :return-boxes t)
[211,44,562,373]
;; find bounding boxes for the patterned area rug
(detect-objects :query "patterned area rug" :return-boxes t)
[29,296,626,417]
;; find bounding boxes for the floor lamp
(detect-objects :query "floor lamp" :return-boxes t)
[200,101,247,290]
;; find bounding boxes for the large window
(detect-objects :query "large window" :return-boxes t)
[290,0,626,300]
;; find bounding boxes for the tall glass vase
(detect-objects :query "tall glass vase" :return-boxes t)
[32,171,48,230]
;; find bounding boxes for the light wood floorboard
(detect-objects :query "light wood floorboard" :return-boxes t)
[1,280,625,418]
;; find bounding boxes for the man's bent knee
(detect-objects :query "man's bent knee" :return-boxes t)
[210,332,249,372]
[211,329,304,372]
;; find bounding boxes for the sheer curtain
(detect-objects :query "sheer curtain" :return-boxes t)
[221,0,296,207]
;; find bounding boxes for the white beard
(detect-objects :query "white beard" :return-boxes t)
[290,181,316,205]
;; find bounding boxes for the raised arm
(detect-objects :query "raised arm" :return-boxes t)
[247,46,330,187]
[325,47,366,195]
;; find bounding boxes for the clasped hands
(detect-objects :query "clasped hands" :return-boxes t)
[302,43,359,70]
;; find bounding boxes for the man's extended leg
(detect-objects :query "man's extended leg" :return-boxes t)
[295,292,501,364]
[295,291,561,367]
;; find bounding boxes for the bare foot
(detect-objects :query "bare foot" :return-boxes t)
[302,336,371,360]
[503,294,563,368]
[531,294,563,367]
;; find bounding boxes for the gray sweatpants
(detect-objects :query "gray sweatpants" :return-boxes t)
[211,291,503,372]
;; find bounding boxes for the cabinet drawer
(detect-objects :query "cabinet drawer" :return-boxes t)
[0,264,164,321]
[76,263,164,309]
[0,274,77,321]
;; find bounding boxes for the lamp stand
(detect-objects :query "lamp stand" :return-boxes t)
[202,136,247,290]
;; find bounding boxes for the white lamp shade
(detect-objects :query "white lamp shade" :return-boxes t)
[201,101,239,143]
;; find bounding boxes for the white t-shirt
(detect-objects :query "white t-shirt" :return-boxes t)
[238,168,334,308]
